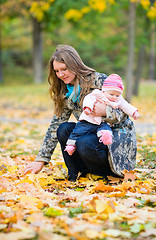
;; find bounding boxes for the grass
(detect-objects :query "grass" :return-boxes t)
[1,64,156,99]
[2,65,34,85]
[1,67,156,123]
[1,78,156,101]
[133,80,156,100]
[0,83,51,109]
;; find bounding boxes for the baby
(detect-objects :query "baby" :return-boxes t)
[65,74,140,155]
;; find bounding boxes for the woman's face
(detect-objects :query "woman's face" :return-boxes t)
[53,60,76,85]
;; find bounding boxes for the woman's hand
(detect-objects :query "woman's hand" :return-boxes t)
[24,161,44,175]
[93,100,107,117]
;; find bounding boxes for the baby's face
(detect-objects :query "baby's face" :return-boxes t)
[104,90,121,102]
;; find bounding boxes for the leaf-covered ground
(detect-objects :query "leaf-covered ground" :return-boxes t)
[0,82,156,240]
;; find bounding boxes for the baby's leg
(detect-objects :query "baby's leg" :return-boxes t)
[65,121,97,155]
[97,122,113,145]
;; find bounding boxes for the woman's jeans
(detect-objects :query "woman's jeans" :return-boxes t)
[57,122,114,181]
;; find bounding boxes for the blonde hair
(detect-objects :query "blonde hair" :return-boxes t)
[48,45,96,116]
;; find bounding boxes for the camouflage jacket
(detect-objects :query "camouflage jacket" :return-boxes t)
[35,72,137,177]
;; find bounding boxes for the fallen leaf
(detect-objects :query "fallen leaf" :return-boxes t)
[122,169,136,181]
[94,182,114,192]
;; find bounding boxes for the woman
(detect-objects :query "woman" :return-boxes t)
[24,44,137,181]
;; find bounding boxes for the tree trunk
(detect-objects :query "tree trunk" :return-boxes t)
[133,45,145,96]
[0,32,3,84]
[149,22,155,80]
[32,17,43,84]
[125,2,136,102]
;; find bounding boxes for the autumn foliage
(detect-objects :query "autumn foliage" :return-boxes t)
[0,83,156,239]
[0,116,156,239]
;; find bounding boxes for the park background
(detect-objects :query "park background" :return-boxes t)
[1,0,156,124]
[0,1,156,240]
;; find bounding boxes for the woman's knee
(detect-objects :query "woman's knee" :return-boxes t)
[76,134,98,154]
[57,122,76,142]
[76,133,108,159]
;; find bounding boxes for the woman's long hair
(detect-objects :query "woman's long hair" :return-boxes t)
[48,45,96,116]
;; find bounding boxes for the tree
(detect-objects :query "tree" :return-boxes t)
[125,1,136,102]
[65,0,156,101]
[133,16,150,96]
[0,0,90,83]
[0,35,3,84]
[1,0,156,86]
[133,45,145,96]
[32,17,43,84]
[0,0,45,83]
[149,22,155,80]
[132,0,156,97]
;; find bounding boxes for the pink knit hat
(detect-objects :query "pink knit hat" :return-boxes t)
[102,74,124,93]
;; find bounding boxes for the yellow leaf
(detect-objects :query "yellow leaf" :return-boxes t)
[85,229,99,239]
[98,213,108,220]
[95,199,108,214]
[18,139,25,144]
[38,178,49,186]
[141,0,150,9]
[18,179,33,184]
[91,198,115,215]
[88,0,106,13]
[105,229,131,238]
[0,231,36,240]
[47,175,54,184]
[8,165,18,174]
[151,147,156,153]
[52,165,66,180]
[64,9,82,21]
[19,195,43,209]
[108,192,126,198]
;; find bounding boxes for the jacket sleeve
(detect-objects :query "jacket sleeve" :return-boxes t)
[118,96,138,117]
[83,89,101,111]
[103,106,126,125]
[35,105,72,164]
[83,95,96,111]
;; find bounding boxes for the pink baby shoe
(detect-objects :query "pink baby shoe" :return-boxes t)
[64,145,76,155]
[99,130,112,145]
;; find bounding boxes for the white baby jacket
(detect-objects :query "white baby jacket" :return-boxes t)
[79,89,138,125]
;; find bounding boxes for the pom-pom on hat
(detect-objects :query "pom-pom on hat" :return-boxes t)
[102,74,124,93]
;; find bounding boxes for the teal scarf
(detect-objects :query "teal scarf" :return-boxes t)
[66,84,81,103]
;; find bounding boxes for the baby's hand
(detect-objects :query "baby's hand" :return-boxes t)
[84,107,92,115]
[133,111,140,120]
